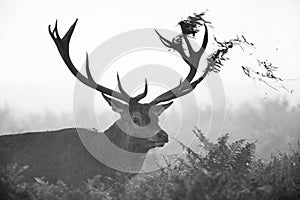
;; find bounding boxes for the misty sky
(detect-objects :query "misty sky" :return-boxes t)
[0,0,299,114]
[0,0,300,159]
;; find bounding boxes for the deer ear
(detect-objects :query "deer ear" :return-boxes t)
[102,93,128,113]
[153,102,173,116]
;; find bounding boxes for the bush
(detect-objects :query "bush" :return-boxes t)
[1,130,299,200]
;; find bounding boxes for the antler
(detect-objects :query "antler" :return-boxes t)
[49,19,148,104]
[150,24,209,105]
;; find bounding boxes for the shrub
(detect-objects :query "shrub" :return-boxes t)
[1,130,299,200]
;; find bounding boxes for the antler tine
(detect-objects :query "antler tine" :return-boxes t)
[85,52,97,88]
[154,29,188,61]
[150,24,209,105]
[182,24,208,82]
[117,73,149,103]
[172,67,210,99]
[132,79,148,102]
[49,19,130,103]
[116,73,131,100]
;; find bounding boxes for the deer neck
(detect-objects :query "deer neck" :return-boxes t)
[77,121,148,173]
[104,120,149,153]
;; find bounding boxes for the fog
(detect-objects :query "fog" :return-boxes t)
[1,98,299,160]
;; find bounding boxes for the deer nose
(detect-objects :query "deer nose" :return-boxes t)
[156,130,168,142]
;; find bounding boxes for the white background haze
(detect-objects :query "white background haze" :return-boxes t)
[0,0,300,159]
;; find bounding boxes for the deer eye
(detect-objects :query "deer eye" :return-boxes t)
[132,116,141,126]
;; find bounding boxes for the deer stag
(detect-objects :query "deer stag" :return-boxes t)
[0,19,209,185]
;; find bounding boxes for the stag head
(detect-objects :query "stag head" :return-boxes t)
[48,19,209,153]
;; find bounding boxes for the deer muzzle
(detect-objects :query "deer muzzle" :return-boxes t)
[148,130,169,147]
